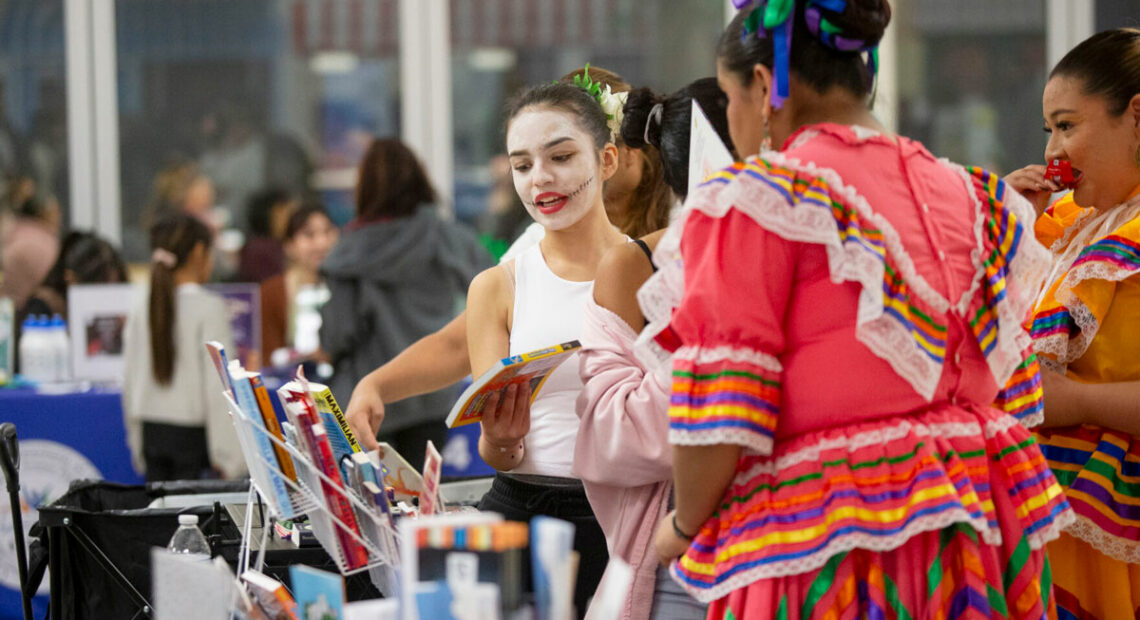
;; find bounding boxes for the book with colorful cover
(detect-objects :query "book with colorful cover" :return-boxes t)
[289,565,345,620]
[249,373,298,483]
[280,371,361,467]
[445,340,581,428]
[241,570,300,620]
[228,360,297,519]
[291,397,370,570]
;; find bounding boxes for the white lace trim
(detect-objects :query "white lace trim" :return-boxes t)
[1017,411,1045,429]
[983,412,1022,439]
[1034,197,1140,367]
[673,508,993,603]
[735,419,984,478]
[669,427,773,455]
[638,150,954,402]
[1064,513,1140,564]
[674,345,783,373]
[945,163,1052,388]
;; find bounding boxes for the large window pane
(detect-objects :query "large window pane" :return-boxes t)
[0,0,69,225]
[116,0,400,263]
[896,0,1047,174]
[450,0,724,228]
[1096,0,1138,32]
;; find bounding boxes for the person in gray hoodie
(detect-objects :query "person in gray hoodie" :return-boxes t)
[319,138,492,467]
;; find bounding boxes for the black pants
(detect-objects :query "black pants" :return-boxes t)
[477,473,608,619]
[142,421,212,482]
[378,421,450,472]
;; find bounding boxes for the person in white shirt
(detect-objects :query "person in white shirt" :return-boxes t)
[122,213,244,481]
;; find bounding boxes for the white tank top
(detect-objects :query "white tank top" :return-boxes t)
[508,243,592,477]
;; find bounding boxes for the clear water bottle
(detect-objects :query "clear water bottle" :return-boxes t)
[18,315,51,384]
[49,314,70,382]
[167,514,211,559]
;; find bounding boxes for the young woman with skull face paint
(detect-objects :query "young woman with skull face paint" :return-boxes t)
[464,81,628,617]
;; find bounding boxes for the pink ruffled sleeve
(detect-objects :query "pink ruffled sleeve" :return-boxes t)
[664,208,796,455]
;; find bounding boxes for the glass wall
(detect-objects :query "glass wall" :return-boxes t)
[1096,0,1138,31]
[449,0,724,233]
[895,0,1048,174]
[0,0,69,225]
[115,0,401,262]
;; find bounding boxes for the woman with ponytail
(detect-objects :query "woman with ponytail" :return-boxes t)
[647,1,1071,618]
[122,213,244,481]
[574,77,733,620]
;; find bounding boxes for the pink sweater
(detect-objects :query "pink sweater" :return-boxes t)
[574,297,673,620]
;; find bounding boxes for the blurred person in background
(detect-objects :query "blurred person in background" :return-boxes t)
[239,187,298,283]
[320,137,491,467]
[0,177,60,308]
[122,213,244,482]
[261,204,338,365]
[20,231,127,320]
[199,101,312,236]
[15,231,127,373]
[147,160,219,231]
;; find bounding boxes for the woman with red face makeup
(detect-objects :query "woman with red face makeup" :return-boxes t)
[464,81,628,618]
[1004,28,1140,619]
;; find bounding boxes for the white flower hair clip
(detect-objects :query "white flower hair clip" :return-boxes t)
[571,63,628,143]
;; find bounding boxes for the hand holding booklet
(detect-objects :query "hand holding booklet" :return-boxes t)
[445,341,580,428]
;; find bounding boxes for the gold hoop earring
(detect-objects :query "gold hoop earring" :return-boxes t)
[761,115,773,153]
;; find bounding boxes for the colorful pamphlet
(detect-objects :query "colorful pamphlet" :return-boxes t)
[377,443,423,502]
[241,569,300,620]
[289,565,345,620]
[419,440,443,517]
[445,341,581,428]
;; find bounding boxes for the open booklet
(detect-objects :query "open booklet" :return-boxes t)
[445,341,580,428]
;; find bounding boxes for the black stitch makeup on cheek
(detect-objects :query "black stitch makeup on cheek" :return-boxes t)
[523,175,594,207]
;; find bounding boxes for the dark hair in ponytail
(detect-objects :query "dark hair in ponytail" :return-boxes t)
[622,78,735,200]
[148,213,213,385]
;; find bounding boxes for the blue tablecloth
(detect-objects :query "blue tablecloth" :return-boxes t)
[0,387,142,620]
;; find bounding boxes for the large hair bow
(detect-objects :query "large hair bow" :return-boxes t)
[732,0,879,109]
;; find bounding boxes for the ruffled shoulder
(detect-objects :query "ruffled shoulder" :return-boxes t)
[1030,195,1140,369]
[637,152,1050,405]
[1034,192,1089,250]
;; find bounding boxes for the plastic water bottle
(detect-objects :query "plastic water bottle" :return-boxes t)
[167,514,211,560]
[18,316,51,384]
[49,314,70,382]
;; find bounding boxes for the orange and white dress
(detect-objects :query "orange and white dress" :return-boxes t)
[1031,186,1140,619]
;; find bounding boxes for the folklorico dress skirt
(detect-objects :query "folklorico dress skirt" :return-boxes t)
[1030,188,1140,619]
[636,124,1075,620]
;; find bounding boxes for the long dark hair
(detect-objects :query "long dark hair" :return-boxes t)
[1051,28,1140,117]
[148,213,213,385]
[355,138,438,221]
[718,0,891,99]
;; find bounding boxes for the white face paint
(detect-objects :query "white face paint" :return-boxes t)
[507,107,604,232]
